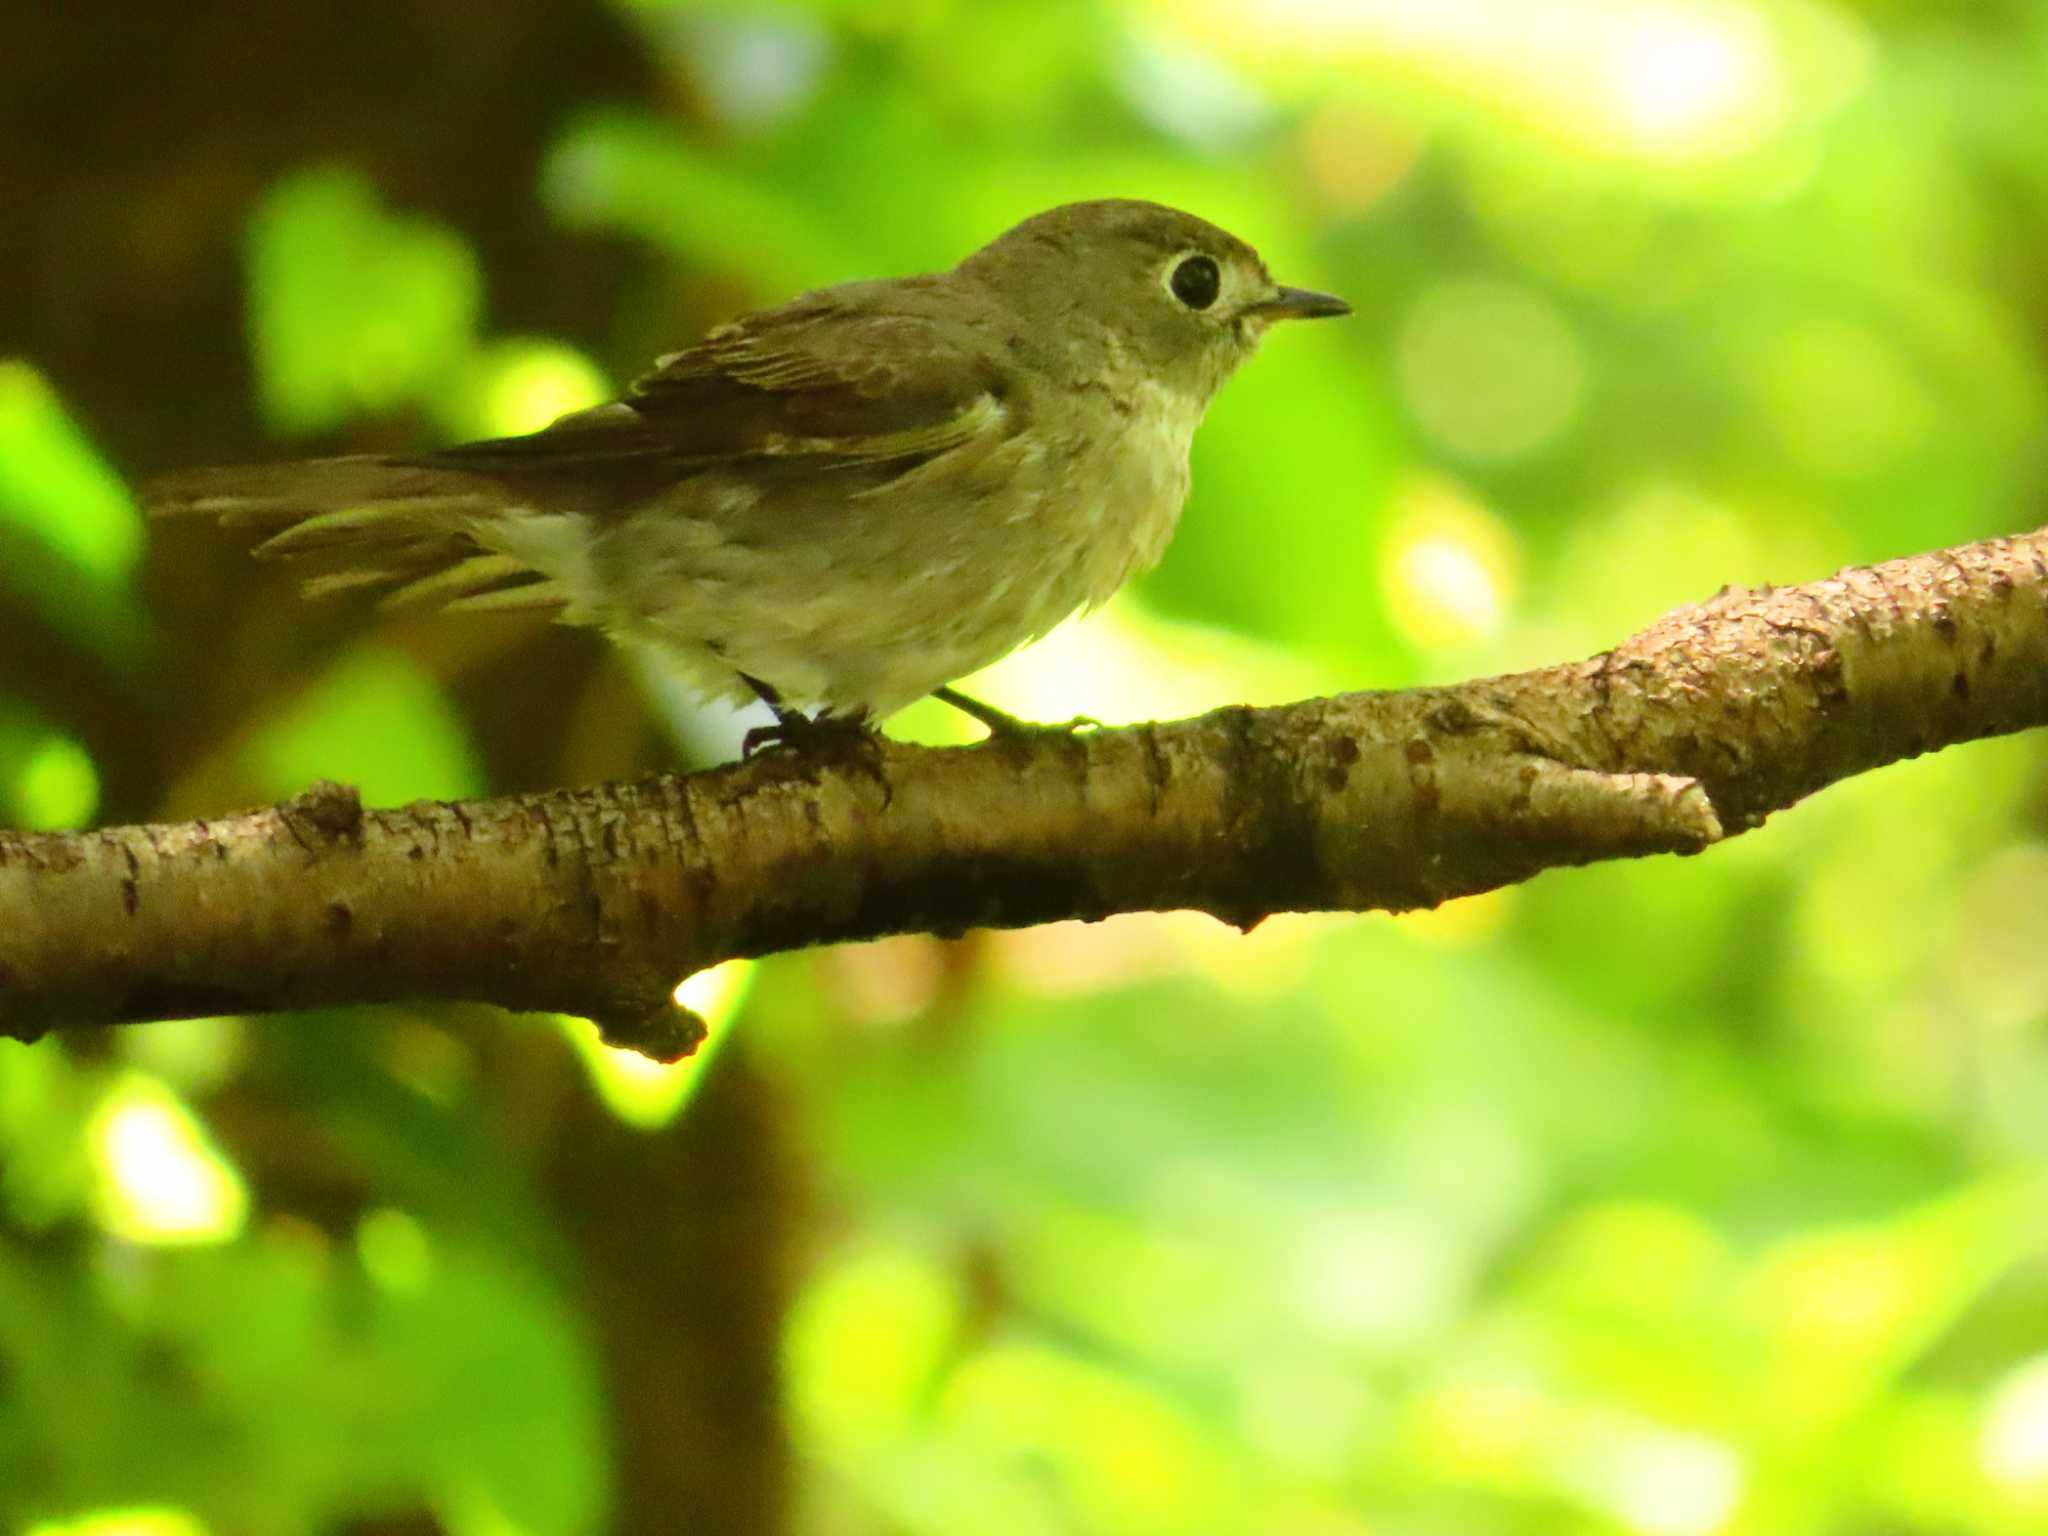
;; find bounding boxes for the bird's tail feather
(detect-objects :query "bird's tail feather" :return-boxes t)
[144,455,495,531]
[144,455,561,614]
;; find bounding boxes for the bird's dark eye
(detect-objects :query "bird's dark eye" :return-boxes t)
[1169,255,1220,311]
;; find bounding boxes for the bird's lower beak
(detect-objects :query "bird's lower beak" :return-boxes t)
[1255,286,1352,321]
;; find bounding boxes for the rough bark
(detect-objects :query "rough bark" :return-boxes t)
[5,527,2045,1060]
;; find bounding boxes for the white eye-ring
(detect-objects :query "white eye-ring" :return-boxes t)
[1164,252,1222,311]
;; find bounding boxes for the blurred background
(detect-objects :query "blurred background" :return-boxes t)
[6,0,2048,1532]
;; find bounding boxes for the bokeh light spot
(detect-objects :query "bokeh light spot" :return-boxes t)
[1580,1427,1745,1536]
[12,730,100,831]
[675,9,830,132]
[1122,34,1272,150]
[88,1073,248,1246]
[357,1206,436,1294]
[1296,100,1421,213]
[1294,1208,1466,1351]
[1607,5,1781,159]
[1169,0,1813,171]
[1398,278,1585,461]
[1982,1354,2048,1493]
[472,340,612,439]
[916,594,1332,744]
[1379,476,1520,649]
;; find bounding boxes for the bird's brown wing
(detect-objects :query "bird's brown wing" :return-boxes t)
[413,287,1011,514]
[149,286,1010,612]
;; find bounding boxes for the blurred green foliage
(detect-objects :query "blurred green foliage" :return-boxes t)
[251,645,484,807]
[0,364,149,669]
[7,1,2048,1533]
[247,169,484,438]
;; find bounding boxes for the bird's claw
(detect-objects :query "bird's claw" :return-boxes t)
[741,708,880,764]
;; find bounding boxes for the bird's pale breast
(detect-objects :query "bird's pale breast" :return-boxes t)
[512,370,1202,720]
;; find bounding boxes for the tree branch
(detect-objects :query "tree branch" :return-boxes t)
[6,528,2046,1059]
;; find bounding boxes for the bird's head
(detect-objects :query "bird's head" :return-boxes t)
[956,198,1350,402]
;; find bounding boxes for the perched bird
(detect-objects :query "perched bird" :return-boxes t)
[148,198,1350,748]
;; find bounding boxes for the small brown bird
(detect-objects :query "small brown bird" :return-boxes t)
[148,199,1350,745]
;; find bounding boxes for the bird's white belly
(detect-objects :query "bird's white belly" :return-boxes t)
[798,464,1188,716]
[499,382,1201,720]
[837,398,1194,713]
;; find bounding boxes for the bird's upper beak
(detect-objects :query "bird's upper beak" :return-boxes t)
[1253,286,1352,321]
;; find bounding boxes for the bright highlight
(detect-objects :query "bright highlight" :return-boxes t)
[26,1510,211,1536]
[1163,0,1803,168]
[1982,1355,2048,1492]
[931,594,1331,745]
[564,959,757,1128]
[1379,477,1519,650]
[475,340,611,438]
[1609,8,1774,156]
[88,1074,248,1245]
[1583,1427,1746,1536]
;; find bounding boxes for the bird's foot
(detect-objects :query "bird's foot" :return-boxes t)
[931,686,1100,740]
[741,706,880,763]
[737,671,883,766]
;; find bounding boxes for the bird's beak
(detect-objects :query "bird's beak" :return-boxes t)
[1253,286,1352,321]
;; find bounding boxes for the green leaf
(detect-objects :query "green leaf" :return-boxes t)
[0,701,100,831]
[542,111,851,292]
[0,364,150,663]
[248,644,483,806]
[247,168,482,436]
[0,362,142,585]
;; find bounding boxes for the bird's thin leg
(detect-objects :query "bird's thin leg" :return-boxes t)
[931,686,1099,739]
[739,673,802,758]
[740,671,794,717]
[739,673,879,760]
